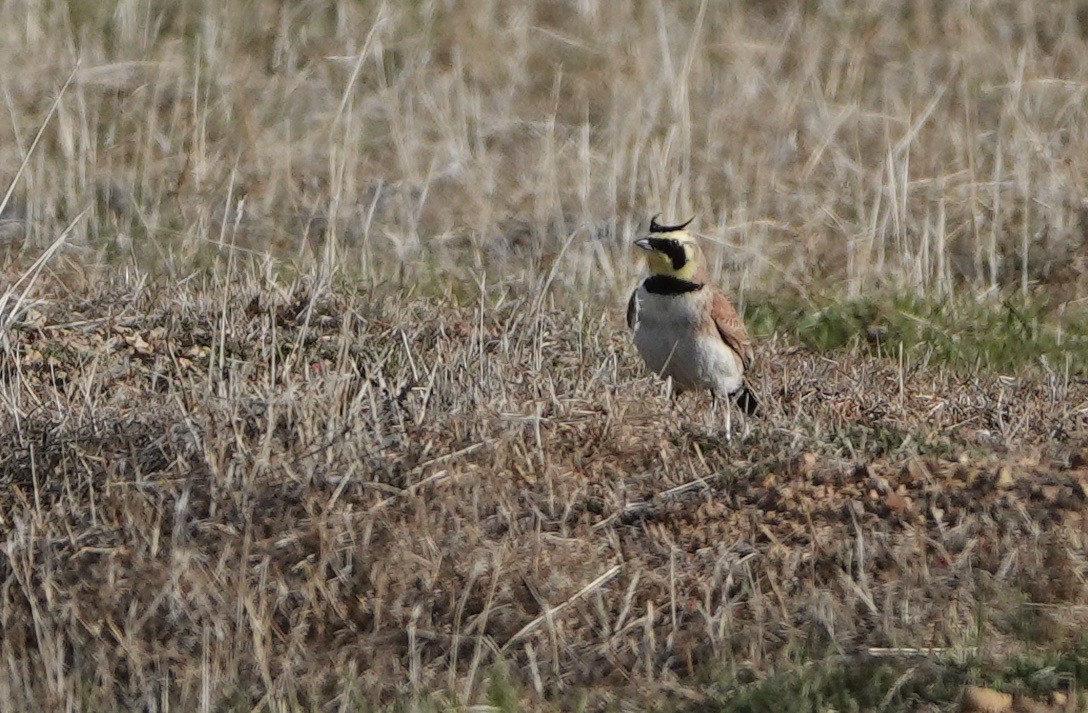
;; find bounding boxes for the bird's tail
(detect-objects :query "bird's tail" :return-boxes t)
[733,384,760,416]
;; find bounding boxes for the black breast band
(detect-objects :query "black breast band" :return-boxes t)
[643,275,703,295]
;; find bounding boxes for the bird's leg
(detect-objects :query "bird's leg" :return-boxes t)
[724,394,733,442]
[666,378,681,419]
[709,392,731,441]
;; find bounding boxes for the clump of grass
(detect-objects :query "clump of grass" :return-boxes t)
[705,656,963,713]
[699,638,1088,713]
[978,648,1084,701]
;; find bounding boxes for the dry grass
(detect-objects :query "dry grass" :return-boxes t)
[3,0,1088,710]
[4,0,1088,297]
[2,277,1087,710]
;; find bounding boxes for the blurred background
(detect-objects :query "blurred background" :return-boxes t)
[2,0,1088,307]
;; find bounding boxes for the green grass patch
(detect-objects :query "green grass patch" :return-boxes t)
[747,292,1088,376]
[702,656,963,713]
[693,640,1088,713]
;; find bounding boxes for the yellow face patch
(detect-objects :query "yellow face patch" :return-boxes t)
[646,251,675,275]
[638,236,699,280]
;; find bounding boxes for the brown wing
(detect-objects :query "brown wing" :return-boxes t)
[626,289,638,330]
[710,289,754,369]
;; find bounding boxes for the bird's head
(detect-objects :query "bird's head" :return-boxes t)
[634,215,705,281]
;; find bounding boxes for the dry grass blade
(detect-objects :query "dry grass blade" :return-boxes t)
[0,212,82,336]
[0,62,78,223]
[501,565,623,652]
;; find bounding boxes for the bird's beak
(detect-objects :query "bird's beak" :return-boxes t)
[634,238,653,251]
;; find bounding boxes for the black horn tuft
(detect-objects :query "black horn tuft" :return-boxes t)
[649,214,695,233]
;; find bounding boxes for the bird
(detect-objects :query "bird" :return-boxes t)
[626,215,758,435]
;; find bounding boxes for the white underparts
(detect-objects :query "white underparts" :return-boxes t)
[631,285,744,396]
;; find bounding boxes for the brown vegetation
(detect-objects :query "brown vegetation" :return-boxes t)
[1,280,1087,709]
[4,1,1088,298]
[3,0,1088,710]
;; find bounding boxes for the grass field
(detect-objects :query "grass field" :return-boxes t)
[3,0,1088,710]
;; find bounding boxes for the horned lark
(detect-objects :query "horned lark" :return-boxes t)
[627,215,758,431]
